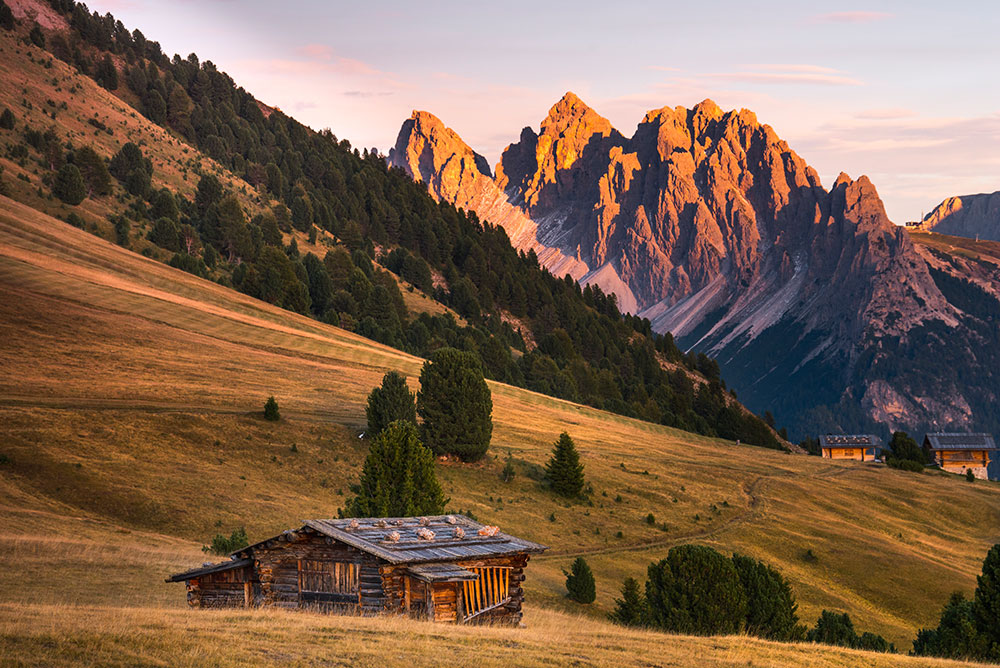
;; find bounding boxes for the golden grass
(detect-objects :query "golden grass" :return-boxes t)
[0,603,989,668]
[1,179,1000,666]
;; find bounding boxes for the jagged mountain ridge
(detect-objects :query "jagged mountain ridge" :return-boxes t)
[917,191,1000,241]
[389,93,997,437]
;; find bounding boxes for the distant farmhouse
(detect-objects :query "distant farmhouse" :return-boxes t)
[819,434,883,461]
[923,433,998,480]
[168,515,546,625]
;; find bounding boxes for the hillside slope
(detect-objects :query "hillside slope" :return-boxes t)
[389,96,1000,440]
[2,195,1000,652]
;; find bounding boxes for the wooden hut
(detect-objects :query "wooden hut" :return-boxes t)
[167,515,547,625]
[923,433,997,480]
[818,434,883,461]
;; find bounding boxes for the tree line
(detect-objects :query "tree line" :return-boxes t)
[12,0,786,449]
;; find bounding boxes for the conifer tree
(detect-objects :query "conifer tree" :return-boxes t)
[365,371,416,438]
[565,556,596,604]
[263,396,280,421]
[73,147,111,196]
[53,163,86,205]
[417,348,492,462]
[0,1,14,31]
[545,432,584,497]
[732,553,804,640]
[645,544,747,635]
[610,576,646,626]
[345,420,446,518]
[973,543,1000,660]
[0,107,14,129]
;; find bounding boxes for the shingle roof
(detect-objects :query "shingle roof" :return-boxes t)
[407,563,478,582]
[234,515,547,565]
[818,434,882,448]
[165,557,251,582]
[923,433,998,451]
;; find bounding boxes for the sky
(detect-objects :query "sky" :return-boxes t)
[88,0,1000,223]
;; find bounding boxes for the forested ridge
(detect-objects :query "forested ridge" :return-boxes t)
[3,0,785,449]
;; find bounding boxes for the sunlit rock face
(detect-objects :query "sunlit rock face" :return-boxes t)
[919,191,1000,241]
[390,93,998,439]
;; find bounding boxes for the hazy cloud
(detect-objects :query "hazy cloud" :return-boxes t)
[811,11,893,24]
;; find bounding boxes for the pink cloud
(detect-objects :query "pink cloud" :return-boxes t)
[297,43,334,61]
[811,11,893,24]
[705,71,863,86]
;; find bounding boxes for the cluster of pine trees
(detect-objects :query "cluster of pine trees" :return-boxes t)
[605,544,892,651]
[21,0,785,450]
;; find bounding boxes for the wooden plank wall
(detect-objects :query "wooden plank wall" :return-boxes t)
[254,533,384,613]
[186,566,253,608]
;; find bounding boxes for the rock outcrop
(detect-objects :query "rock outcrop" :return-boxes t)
[918,191,1000,241]
[389,93,998,438]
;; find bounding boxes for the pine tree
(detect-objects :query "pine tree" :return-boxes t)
[913,592,986,659]
[973,543,1000,659]
[263,396,280,421]
[565,556,596,604]
[732,553,804,640]
[645,544,748,635]
[52,163,86,205]
[0,1,14,31]
[545,432,584,497]
[28,23,44,48]
[0,107,14,130]
[610,577,646,626]
[73,147,111,196]
[345,420,446,518]
[365,371,416,438]
[417,348,492,462]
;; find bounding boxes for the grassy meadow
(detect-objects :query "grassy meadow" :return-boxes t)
[1,191,1000,667]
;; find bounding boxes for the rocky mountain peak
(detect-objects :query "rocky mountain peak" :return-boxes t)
[389,96,982,437]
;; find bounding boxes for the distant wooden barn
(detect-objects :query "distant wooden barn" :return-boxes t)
[167,515,547,625]
[923,433,998,480]
[818,434,883,461]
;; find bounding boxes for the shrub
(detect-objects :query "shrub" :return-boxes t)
[501,453,516,482]
[343,420,446,517]
[966,469,976,482]
[889,430,926,464]
[545,432,584,497]
[610,576,646,626]
[913,592,986,659]
[417,347,492,462]
[645,544,747,635]
[732,553,805,641]
[886,457,923,472]
[52,163,86,205]
[807,610,892,652]
[565,556,596,604]
[365,371,416,438]
[263,396,280,421]
[204,527,248,555]
[645,513,656,525]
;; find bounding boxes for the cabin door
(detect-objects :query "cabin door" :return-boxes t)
[297,560,360,613]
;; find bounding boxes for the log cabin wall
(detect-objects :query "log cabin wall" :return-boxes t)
[186,565,254,608]
[381,554,530,624]
[456,554,528,626]
[252,533,387,613]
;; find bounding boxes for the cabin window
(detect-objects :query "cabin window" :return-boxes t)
[297,560,359,604]
[462,567,510,619]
